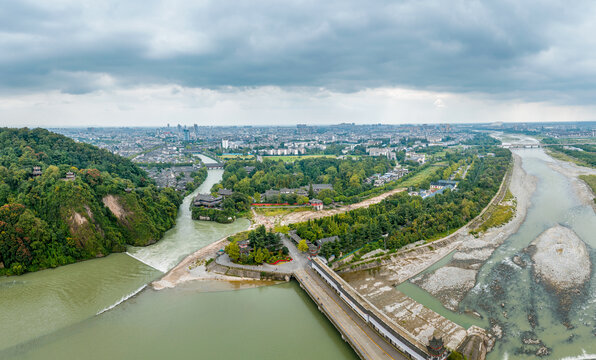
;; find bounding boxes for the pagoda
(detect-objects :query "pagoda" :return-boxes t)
[426,336,449,360]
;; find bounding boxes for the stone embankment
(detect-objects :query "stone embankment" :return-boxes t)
[410,153,535,310]
[342,153,532,314]
[207,262,290,281]
[152,237,256,290]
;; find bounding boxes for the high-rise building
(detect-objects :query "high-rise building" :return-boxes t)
[194,124,199,135]
[177,124,182,133]
[183,129,190,142]
[221,139,229,149]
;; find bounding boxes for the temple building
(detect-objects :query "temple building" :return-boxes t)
[426,336,449,360]
[193,194,222,208]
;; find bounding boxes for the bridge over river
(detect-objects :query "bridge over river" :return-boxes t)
[295,258,432,360]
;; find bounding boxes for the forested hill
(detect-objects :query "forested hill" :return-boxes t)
[0,128,149,185]
[0,128,182,276]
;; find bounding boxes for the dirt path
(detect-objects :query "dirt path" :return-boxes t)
[251,188,405,229]
[156,187,406,288]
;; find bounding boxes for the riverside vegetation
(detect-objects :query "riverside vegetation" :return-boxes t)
[0,128,183,275]
[541,138,595,168]
[224,225,289,265]
[291,147,511,260]
[579,174,596,203]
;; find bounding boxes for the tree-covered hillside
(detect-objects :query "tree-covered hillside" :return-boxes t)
[0,128,182,276]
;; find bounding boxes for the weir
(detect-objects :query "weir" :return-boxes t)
[96,284,147,315]
[294,258,431,360]
[125,252,165,272]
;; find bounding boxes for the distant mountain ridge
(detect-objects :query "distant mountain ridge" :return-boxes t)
[0,128,182,275]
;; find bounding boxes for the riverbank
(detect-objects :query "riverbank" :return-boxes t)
[547,155,596,212]
[152,237,258,290]
[409,152,536,310]
[157,186,408,288]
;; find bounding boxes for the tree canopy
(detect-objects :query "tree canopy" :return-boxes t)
[0,128,183,275]
[291,148,511,260]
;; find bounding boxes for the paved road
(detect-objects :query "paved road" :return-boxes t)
[296,268,407,360]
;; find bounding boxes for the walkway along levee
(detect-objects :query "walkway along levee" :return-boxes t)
[294,257,429,360]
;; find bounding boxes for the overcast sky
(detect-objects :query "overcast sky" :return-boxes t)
[1,0,595,127]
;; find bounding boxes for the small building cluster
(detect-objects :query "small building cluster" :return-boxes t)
[143,164,202,191]
[409,180,458,199]
[405,152,426,164]
[193,194,223,208]
[366,147,397,160]
[365,167,410,187]
[289,231,340,257]
[261,184,333,202]
[310,199,323,211]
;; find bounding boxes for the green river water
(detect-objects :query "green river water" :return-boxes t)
[3,148,595,360]
[0,155,358,360]
[397,142,596,359]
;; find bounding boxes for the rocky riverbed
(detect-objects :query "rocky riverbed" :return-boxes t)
[409,153,537,311]
[529,225,591,292]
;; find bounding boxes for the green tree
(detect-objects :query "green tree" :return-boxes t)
[226,242,240,261]
[254,248,265,264]
[297,195,309,205]
[297,239,309,253]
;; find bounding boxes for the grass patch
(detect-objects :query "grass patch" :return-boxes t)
[475,190,516,233]
[228,230,251,243]
[261,154,362,163]
[579,175,596,203]
[398,166,443,188]
[546,148,595,169]
[220,154,255,160]
[254,207,309,217]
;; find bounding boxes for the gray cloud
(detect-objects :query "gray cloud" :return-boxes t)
[1,0,595,104]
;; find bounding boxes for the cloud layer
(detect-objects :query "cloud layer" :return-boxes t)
[1,0,596,125]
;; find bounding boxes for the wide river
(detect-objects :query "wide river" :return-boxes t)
[4,148,594,359]
[0,155,358,360]
[398,139,596,359]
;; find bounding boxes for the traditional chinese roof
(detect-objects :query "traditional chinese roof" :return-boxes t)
[426,336,446,356]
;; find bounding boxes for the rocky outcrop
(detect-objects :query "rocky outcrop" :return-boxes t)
[411,266,477,311]
[102,195,127,220]
[529,225,590,292]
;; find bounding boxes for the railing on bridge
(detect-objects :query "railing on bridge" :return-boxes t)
[309,258,429,360]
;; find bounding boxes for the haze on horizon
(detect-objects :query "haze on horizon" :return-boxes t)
[1,0,596,127]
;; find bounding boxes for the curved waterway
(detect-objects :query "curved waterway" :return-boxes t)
[398,147,596,359]
[0,154,358,359]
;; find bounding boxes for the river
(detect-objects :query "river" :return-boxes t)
[397,139,596,359]
[0,155,358,360]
